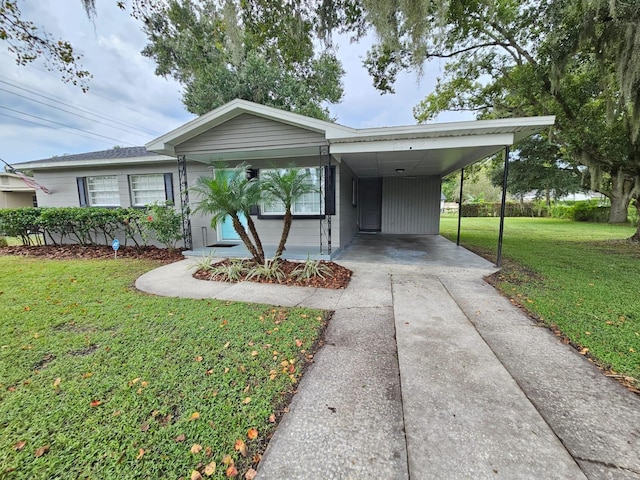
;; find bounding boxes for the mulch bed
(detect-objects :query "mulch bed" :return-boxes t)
[193,259,352,289]
[0,245,186,264]
[0,245,353,289]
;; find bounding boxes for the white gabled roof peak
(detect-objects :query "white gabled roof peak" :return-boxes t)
[146,99,354,155]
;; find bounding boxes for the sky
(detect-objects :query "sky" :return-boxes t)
[0,0,472,166]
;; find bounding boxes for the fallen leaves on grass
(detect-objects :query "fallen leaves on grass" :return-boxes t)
[13,440,26,451]
[234,439,247,457]
[34,445,50,458]
[190,412,200,421]
[90,399,102,407]
[204,461,216,476]
[226,465,238,477]
[190,444,203,454]
[245,468,257,479]
[247,428,258,440]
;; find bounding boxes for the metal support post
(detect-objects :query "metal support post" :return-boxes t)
[497,146,510,267]
[456,168,464,246]
[319,145,331,255]
[177,155,193,250]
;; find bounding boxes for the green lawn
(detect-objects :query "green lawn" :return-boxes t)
[441,217,640,387]
[0,256,326,479]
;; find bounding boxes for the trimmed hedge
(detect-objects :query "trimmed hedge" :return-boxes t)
[0,206,183,249]
[460,202,549,218]
[459,200,636,224]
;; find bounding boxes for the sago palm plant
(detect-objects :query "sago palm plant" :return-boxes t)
[190,165,265,264]
[261,167,319,258]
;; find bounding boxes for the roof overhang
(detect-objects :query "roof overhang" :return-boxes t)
[146,100,555,177]
[12,154,176,170]
[331,116,556,177]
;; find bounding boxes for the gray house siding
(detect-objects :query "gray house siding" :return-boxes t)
[187,156,343,250]
[33,163,179,209]
[381,176,441,234]
[176,114,327,156]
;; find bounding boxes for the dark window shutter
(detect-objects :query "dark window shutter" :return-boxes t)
[164,173,174,204]
[77,177,88,207]
[249,205,260,216]
[324,165,336,215]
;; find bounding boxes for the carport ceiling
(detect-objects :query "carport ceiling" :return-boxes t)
[340,145,502,178]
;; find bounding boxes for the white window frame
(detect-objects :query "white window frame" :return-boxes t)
[129,174,167,207]
[86,175,119,206]
[260,167,323,216]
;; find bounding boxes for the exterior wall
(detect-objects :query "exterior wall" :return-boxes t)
[0,191,35,208]
[187,156,340,250]
[381,176,441,234]
[176,114,327,156]
[27,154,350,251]
[32,163,178,208]
[338,161,358,248]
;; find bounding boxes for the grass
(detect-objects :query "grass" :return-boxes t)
[0,256,327,479]
[440,217,640,387]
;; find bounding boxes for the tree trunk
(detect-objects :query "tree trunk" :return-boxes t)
[232,215,263,264]
[245,215,265,264]
[631,199,640,242]
[605,169,635,223]
[274,210,292,259]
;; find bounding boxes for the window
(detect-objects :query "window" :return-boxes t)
[86,176,119,206]
[130,174,170,206]
[260,167,322,215]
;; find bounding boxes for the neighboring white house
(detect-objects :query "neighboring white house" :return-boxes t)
[13,99,555,256]
[0,172,36,208]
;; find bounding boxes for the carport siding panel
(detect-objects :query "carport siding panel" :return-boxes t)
[176,114,328,155]
[381,176,441,234]
[338,161,358,247]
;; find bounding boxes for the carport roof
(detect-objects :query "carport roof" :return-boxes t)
[146,99,555,178]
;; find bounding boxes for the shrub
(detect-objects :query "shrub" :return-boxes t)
[245,259,286,282]
[145,203,183,251]
[0,208,42,245]
[209,258,250,282]
[568,201,611,222]
[291,256,334,280]
[0,236,8,247]
[460,202,548,217]
[0,206,184,248]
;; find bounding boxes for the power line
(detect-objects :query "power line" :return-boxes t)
[0,86,154,139]
[0,106,137,146]
[0,76,161,137]
[0,112,126,148]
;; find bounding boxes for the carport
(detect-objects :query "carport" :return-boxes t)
[330,117,556,266]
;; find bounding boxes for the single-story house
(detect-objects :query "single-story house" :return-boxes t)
[0,172,37,208]
[13,99,555,257]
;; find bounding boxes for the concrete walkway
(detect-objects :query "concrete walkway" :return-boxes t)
[135,237,640,480]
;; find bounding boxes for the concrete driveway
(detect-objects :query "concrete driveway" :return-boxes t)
[136,234,640,479]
